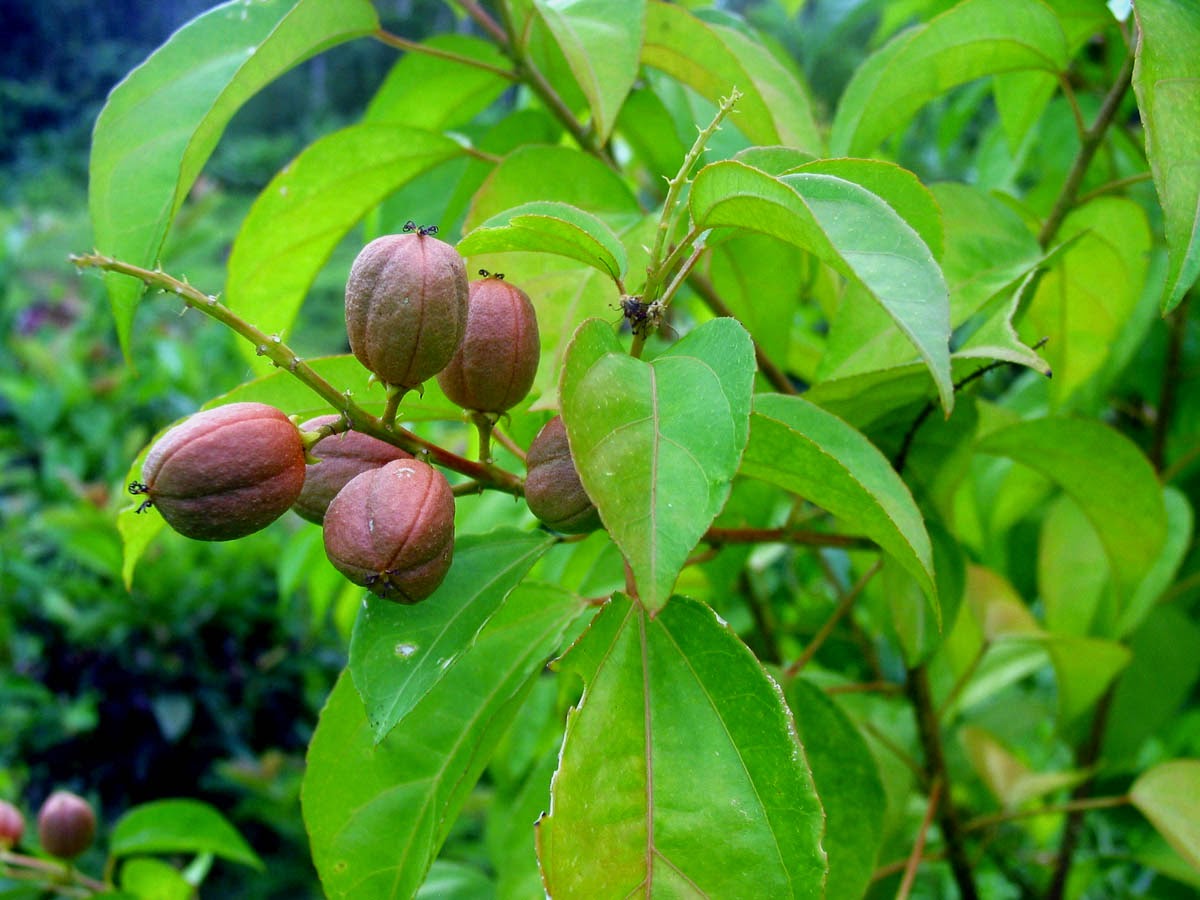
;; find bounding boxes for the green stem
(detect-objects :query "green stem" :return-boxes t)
[964,794,1129,834]
[373,28,517,80]
[0,850,107,893]
[70,253,525,496]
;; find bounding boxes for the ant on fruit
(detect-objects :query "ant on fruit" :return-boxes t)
[402,220,439,237]
[128,481,154,514]
[477,269,505,280]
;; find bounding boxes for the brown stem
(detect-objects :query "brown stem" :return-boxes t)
[907,665,979,900]
[1151,291,1191,470]
[452,0,509,46]
[1073,171,1153,206]
[823,680,903,696]
[964,795,1129,834]
[492,424,527,463]
[738,570,784,665]
[897,777,943,900]
[703,526,875,550]
[70,253,525,496]
[783,560,882,681]
[689,273,797,395]
[373,28,516,80]
[0,850,108,893]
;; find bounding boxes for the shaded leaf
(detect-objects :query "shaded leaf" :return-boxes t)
[303,583,584,899]
[458,201,627,279]
[110,799,262,870]
[537,594,826,898]
[961,726,1084,808]
[89,0,379,355]
[1131,760,1200,872]
[559,318,755,610]
[1117,487,1193,638]
[1133,0,1200,310]
[350,530,554,742]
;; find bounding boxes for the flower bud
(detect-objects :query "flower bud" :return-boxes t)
[525,416,601,534]
[37,791,95,860]
[293,415,411,524]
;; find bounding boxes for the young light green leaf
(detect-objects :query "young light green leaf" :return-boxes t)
[977,417,1167,595]
[742,393,936,602]
[110,799,262,870]
[1131,760,1200,871]
[304,582,585,900]
[1116,487,1193,638]
[350,530,554,742]
[1133,0,1200,311]
[692,161,952,411]
[537,594,826,898]
[120,858,193,900]
[1010,633,1131,726]
[89,0,379,356]
[458,201,628,280]
[559,318,756,611]
[532,0,646,144]
[226,126,462,369]
[785,679,884,900]
[830,0,1069,156]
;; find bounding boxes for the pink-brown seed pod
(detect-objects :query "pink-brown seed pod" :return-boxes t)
[322,458,456,603]
[524,416,601,534]
[292,415,412,525]
[344,232,469,388]
[437,276,540,412]
[0,799,24,850]
[37,791,95,860]
[141,402,306,541]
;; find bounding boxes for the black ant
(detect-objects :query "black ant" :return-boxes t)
[402,220,439,237]
[477,269,505,280]
[615,296,669,338]
[128,481,154,514]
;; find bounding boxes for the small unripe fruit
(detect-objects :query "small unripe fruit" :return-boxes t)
[37,791,95,860]
[0,799,24,849]
[437,276,540,412]
[323,459,455,603]
[140,402,306,541]
[525,416,601,534]
[345,232,469,388]
[292,415,412,524]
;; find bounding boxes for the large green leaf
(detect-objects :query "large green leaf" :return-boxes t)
[559,318,755,611]
[88,0,379,356]
[537,594,826,898]
[304,583,584,900]
[1131,760,1200,872]
[741,393,936,602]
[641,1,820,152]
[691,161,953,411]
[976,418,1167,595]
[1134,0,1200,311]
[830,0,1069,156]
[457,201,627,279]
[350,530,554,742]
[1038,494,1109,637]
[533,0,645,144]
[786,680,884,900]
[227,125,462,369]
[1117,487,1193,638]
[110,799,262,870]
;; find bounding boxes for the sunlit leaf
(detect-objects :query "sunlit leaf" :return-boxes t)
[111,799,262,869]
[1132,760,1200,871]
[537,594,826,897]
[458,201,627,279]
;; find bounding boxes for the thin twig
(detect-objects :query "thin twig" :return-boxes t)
[373,28,516,80]
[964,795,1129,834]
[896,778,943,900]
[703,526,875,550]
[689,273,798,394]
[784,560,883,680]
[1151,292,1191,470]
[1073,171,1153,206]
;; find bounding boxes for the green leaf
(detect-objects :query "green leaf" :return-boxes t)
[226,126,462,370]
[88,0,379,356]
[1116,487,1193,638]
[785,679,885,900]
[350,530,554,742]
[881,521,965,664]
[110,799,262,870]
[533,0,645,143]
[416,861,496,899]
[1131,760,1200,872]
[830,0,1068,156]
[364,35,511,129]
[457,201,628,279]
[1010,633,1131,726]
[559,318,755,611]
[691,161,953,411]
[1133,0,1200,310]
[976,417,1168,595]
[537,594,826,898]
[303,583,584,900]
[1023,197,1150,404]
[960,726,1085,808]
[641,1,819,151]
[741,393,936,603]
[119,858,193,900]
[1038,495,1108,637]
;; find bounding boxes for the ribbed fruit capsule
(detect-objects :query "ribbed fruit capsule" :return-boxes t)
[345,232,469,388]
[292,415,411,524]
[140,402,306,541]
[322,458,455,603]
[524,416,601,534]
[437,276,540,412]
[0,799,23,850]
[37,791,95,860]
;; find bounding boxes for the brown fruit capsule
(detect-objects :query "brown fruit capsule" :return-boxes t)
[525,416,601,534]
[292,415,412,524]
[0,799,24,850]
[345,232,469,388]
[323,458,455,603]
[140,402,306,541]
[37,791,95,860]
[437,277,540,412]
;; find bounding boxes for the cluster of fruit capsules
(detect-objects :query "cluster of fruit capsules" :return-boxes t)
[0,791,96,860]
[135,225,601,605]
